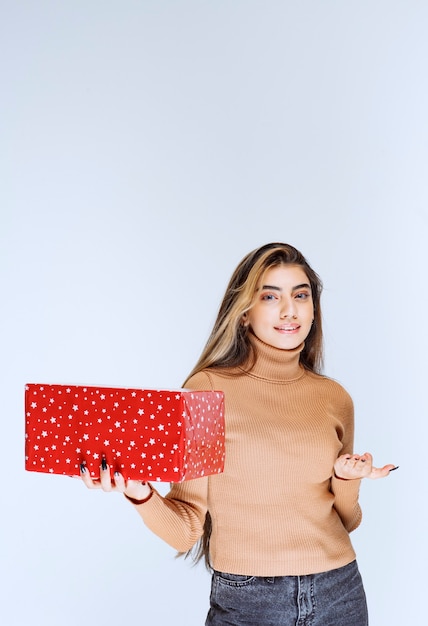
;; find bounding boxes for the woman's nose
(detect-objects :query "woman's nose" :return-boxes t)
[280,300,297,319]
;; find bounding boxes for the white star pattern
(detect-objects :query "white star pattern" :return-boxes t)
[25,384,225,482]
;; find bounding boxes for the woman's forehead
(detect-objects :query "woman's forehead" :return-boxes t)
[258,264,309,285]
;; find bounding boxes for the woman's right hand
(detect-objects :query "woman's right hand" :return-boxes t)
[80,460,152,501]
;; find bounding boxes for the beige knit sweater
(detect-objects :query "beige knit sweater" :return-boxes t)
[134,335,362,576]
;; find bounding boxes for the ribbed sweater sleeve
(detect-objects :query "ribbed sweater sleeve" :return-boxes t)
[136,477,208,552]
[331,476,362,532]
[329,389,362,532]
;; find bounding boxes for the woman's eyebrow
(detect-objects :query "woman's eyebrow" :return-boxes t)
[260,284,281,291]
[292,283,311,292]
[259,283,311,292]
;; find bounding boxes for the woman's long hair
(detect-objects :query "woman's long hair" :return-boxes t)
[181,242,324,568]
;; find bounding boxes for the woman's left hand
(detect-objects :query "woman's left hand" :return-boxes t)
[334,452,397,480]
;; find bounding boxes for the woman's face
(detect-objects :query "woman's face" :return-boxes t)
[244,264,314,350]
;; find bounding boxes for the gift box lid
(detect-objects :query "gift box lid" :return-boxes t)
[25,383,225,482]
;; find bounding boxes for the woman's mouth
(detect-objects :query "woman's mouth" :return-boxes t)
[274,324,300,334]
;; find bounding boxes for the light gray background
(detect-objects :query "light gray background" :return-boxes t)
[1,1,426,624]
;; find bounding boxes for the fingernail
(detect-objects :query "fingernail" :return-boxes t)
[101,458,108,471]
[80,463,86,474]
[389,466,399,472]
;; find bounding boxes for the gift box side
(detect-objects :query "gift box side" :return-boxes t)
[180,390,225,481]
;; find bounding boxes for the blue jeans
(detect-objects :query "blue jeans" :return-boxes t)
[205,560,368,626]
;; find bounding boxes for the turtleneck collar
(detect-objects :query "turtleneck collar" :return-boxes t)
[239,332,306,382]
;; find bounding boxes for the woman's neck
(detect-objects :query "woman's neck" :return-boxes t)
[240,332,305,382]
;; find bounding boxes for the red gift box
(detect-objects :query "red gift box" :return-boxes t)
[25,383,225,482]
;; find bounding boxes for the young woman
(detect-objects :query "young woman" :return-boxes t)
[81,242,396,626]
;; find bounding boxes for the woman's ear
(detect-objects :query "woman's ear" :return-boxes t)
[241,312,250,327]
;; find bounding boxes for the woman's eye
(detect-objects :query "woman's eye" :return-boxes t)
[261,293,277,301]
[295,292,311,300]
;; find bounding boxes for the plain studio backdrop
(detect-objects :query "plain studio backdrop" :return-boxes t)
[1,1,426,624]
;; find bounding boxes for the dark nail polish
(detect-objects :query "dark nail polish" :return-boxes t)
[101,457,108,471]
[80,463,86,474]
[389,466,399,472]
